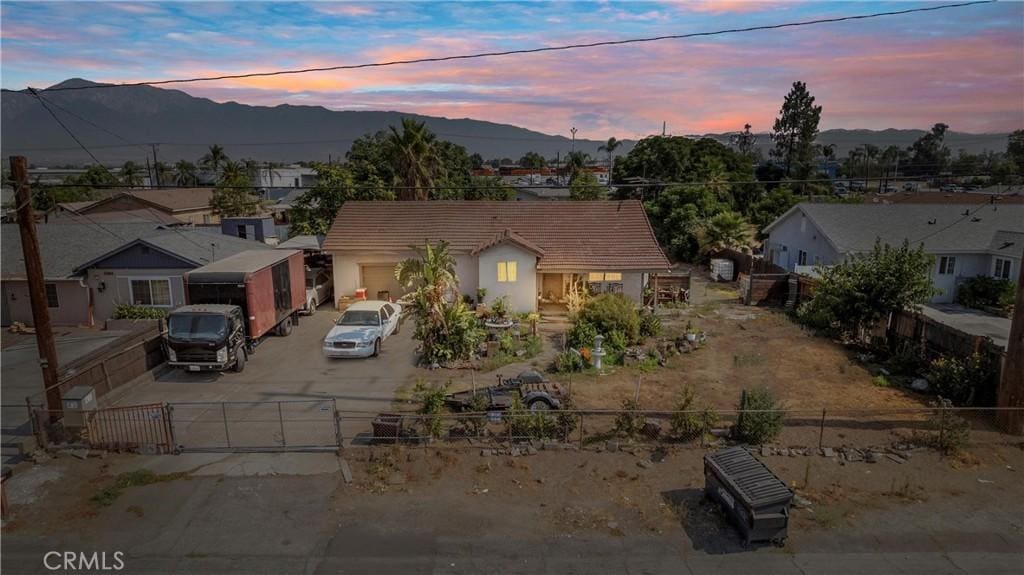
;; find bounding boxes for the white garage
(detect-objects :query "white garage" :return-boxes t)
[360,264,404,302]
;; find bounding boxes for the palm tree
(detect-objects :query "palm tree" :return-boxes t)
[598,137,622,185]
[701,211,752,253]
[200,144,230,175]
[120,161,142,188]
[387,118,438,200]
[564,150,590,181]
[174,160,197,187]
[218,160,247,185]
[153,161,172,187]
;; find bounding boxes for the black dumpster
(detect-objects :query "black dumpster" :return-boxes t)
[703,446,793,545]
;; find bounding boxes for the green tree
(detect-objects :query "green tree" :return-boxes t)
[729,124,759,160]
[569,170,604,200]
[210,160,262,217]
[904,123,950,177]
[388,118,439,200]
[644,185,728,261]
[290,163,396,235]
[469,153,484,170]
[598,137,623,182]
[464,176,516,201]
[564,150,590,179]
[519,151,546,169]
[1006,129,1024,176]
[748,185,800,232]
[770,81,822,179]
[797,240,938,339]
[701,210,752,252]
[200,144,230,175]
[120,161,143,187]
[173,160,197,186]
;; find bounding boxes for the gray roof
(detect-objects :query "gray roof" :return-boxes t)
[276,188,309,205]
[188,249,299,275]
[276,234,323,251]
[765,203,1024,256]
[2,222,268,280]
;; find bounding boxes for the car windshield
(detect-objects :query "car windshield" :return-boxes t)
[337,310,380,326]
[169,313,228,341]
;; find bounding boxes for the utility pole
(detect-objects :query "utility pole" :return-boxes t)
[11,156,62,416]
[570,127,577,154]
[997,247,1024,434]
[150,143,161,187]
[662,121,666,137]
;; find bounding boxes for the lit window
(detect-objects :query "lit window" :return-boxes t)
[605,272,622,281]
[497,261,517,283]
[130,279,172,306]
[588,272,623,282]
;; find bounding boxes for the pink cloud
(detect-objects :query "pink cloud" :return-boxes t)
[309,3,376,17]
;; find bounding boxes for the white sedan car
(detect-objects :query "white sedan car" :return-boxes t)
[322,300,402,358]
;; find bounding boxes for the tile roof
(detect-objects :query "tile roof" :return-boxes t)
[471,229,545,256]
[324,200,671,271]
[69,188,217,213]
[765,203,1024,255]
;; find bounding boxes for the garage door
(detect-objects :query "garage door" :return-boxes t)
[361,264,404,301]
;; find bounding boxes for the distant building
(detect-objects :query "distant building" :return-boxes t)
[254,165,318,201]
[220,216,280,245]
[54,188,219,225]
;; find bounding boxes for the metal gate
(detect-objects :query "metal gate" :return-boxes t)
[167,399,341,452]
[86,403,173,454]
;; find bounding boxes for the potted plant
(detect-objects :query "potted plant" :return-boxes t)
[476,287,487,304]
[685,320,697,342]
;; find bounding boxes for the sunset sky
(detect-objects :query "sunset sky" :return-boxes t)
[2,1,1022,138]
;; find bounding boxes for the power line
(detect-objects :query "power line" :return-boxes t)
[26,88,103,165]
[31,91,151,153]
[7,1,994,93]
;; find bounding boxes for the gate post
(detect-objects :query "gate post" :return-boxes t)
[166,403,178,453]
[277,401,286,447]
[222,403,231,448]
[332,398,343,454]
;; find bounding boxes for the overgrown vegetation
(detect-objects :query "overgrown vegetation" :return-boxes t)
[927,353,994,406]
[412,380,449,438]
[668,385,720,442]
[612,398,645,438]
[92,469,187,507]
[929,397,971,454]
[735,388,784,445]
[797,240,937,340]
[111,304,167,320]
[956,276,1016,313]
[577,293,641,343]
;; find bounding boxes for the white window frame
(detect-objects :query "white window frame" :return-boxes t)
[938,256,956,276]
[126,277,173,307]
[798,250,808,266]
[993,258,1012,280]
[497,261,518,283]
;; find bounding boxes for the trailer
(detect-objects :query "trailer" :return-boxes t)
[165,250,305,372]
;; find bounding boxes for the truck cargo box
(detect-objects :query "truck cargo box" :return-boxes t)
[185,250,304,340]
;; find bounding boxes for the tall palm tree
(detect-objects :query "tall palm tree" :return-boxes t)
[598,137,622,185]
[387,118,438,200]
[153,161,172,187]
[564,150,590,181]
[396,240,459,333]
[174,160,197,187]
[120,161,142,188]
[200,144,230,175]
[218,160,247,185]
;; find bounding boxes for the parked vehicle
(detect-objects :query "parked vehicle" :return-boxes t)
[940,184,964,193]
[165,250,305,372]
[445,370,564,411]
[304,267,333,315]
[902,182,919,192]
[323,300,401,358]
[881,184,898,194]
[849,181,866,191]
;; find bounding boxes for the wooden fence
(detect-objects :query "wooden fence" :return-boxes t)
[49,321,165,402]
[709,248,784,276]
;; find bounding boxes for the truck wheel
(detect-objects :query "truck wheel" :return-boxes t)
[372,338,381,357]
[277,317,293,337]
[528,398,552,411]
[233,348,246,373]
[307,299,317,315]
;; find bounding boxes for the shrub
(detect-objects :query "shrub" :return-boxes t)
[498,331,517,355]
[929,397,970,453]
[553,350,584,373]
[736,388,783,444]
[871,375,890,388]
[567,320,597,349]
[489,296,510,319]
[507,397,562,441]
[639,311,662,337]
[613,398,645,438]
[956,276,1015,312]
[578,293,641,343]
[413,380,449,438]
[669,385,719,441]
[885,341,925,375]
[112,304,167,320]
[927,353,993,406]
[524,335,542,357]
[606,330,628,355]
[415,299,484,366]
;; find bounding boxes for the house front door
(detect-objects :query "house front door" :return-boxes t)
[541,273,564,302]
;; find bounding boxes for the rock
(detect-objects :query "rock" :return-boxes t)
[911,378,929,392]
[821,447,836,458]
[886,453,906,465]
[788,449,798,458]
[510,447,521,457]
[878,368,891,376]
[480,449,492,457]
[792,495,813,509]
[71,449,90,460]
[607,521,619,530]
[866,451,883,463]
[606,441,620,453]
[515,349,527,357]
[339,459,354,484]
[761,446,771,457]
[525,446,538,456]
[846,449,864,462]
[637,460,653,469]
[779,448,790,457]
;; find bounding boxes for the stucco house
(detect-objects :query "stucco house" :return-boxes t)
[55,188,221,225]
[323,200,671,313]
[2,222,264,326]
[762,203,1023,303]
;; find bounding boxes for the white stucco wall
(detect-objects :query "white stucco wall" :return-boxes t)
[477,243,538,312]
[332,251,481,307]
[765,211,842,271]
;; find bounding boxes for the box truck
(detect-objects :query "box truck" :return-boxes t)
[165,250,305,372]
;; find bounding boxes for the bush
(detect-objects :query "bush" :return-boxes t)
[567,320,597,349]
[413,381,449,438]
[415,299,484,366]
[929,397,970,453]
[498,331,517,355]
[507,397,563,441]
[871,375,890,388]
[578,293,641,343]
[639,311,661,337]
[112,304,167,320]
[606,330,628,355]
[927,353,993,405]
[956,276,1016,312]
[553,350,584,373]
[885,341,925,375]
[669,386,719,441]
[736,388,783,444]
[613,398,645,438]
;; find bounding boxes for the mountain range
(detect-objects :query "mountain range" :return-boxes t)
[1,79,1013,167]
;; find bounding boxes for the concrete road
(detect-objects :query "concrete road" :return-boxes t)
[107,308,420,448]
[1,329,131,464]
[922,304,1011,349]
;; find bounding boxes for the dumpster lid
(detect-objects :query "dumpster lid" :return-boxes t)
[704,447,793,508]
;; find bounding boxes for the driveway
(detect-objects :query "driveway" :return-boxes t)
[921,304,1011,349]
[107,308,420,447]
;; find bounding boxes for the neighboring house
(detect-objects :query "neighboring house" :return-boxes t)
[515,187,571,201]
[220,216,280,244]
[763,203,1024,303]
[268,188,308,224]
[55,188,220,225]
[1,222,265,326]
[323,200,670,312]
[255,166,318,201]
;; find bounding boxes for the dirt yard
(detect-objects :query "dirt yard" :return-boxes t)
[406,274,926,415]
